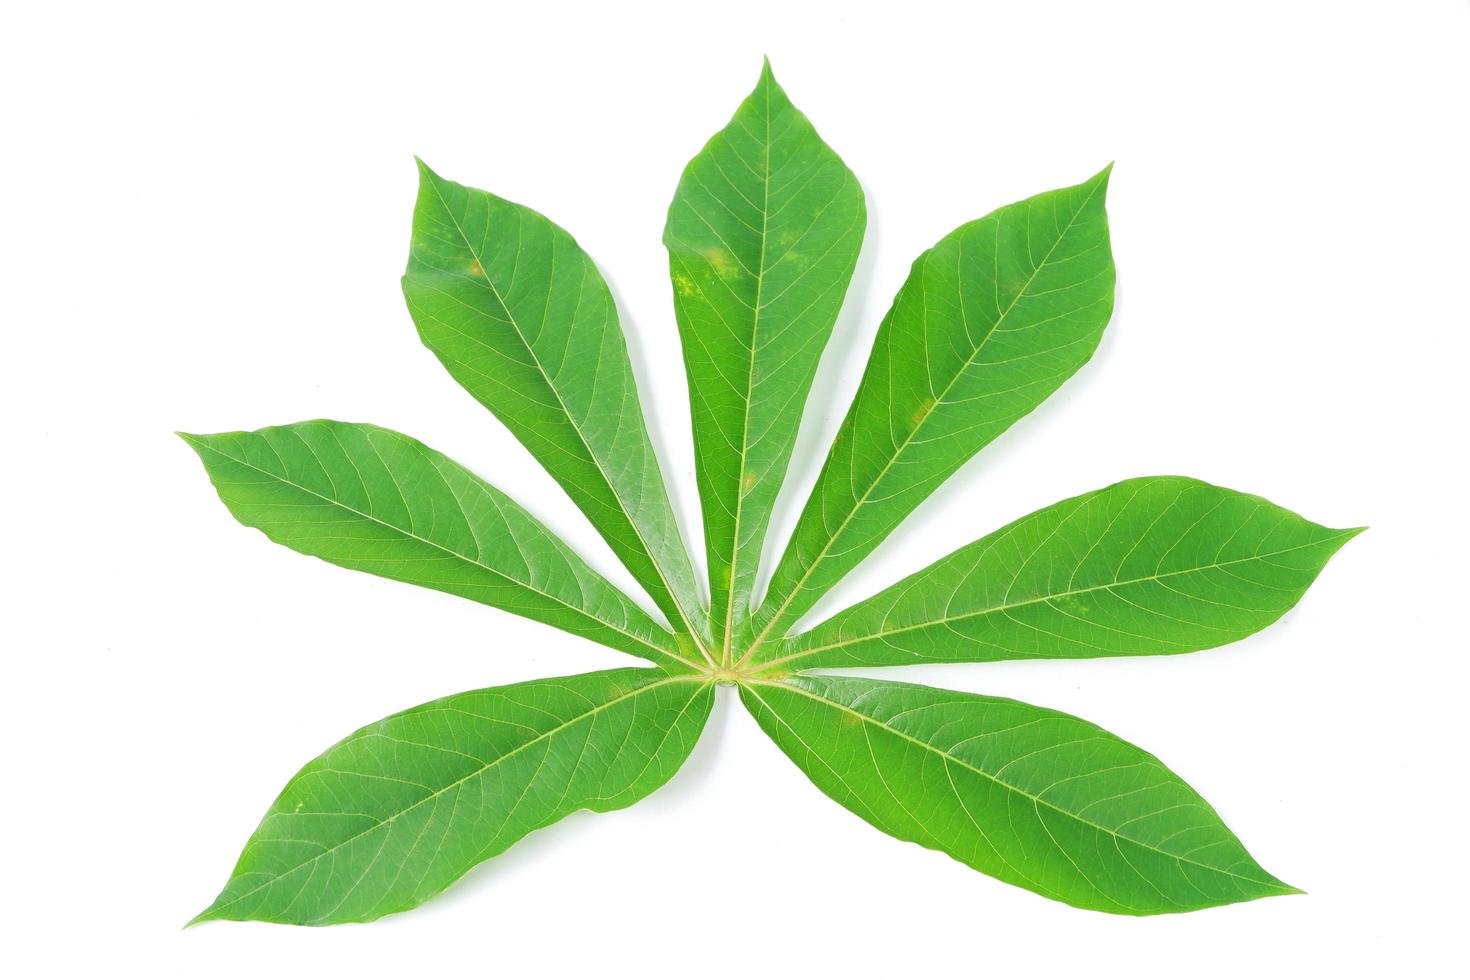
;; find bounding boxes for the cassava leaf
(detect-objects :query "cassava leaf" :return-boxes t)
[181,61,1358,925]
[181,421,696,671]
[402,162,710,657]
[765,477,1360,671]
[665,60,864,656]
[748,168,1116,655]
[193,669,713,925]
[741,674,1296,914]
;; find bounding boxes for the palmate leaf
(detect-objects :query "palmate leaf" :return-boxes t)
[763,477,1362,671]
[181,61,1358,925]
[742,675,1296,914]
[665,60,864,656]
[403,162,710,656]
[193,670,712,925]
[747,168,1116,654]
[181,421,695,671]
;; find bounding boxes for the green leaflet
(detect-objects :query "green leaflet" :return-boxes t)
[742,675,1296,914]
[665,60,864,657]
[766,477,1362,671]
[180,421,691,670]
[403,162,709,656]
[182,62,1358,925]
[748,168,1116,655]
[193,670,713,925]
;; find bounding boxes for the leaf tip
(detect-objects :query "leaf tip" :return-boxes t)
[183,906,217,929]
[413,156,442,186]
[1327,524,1368,555]
[756,55,780,94]
[1256,865,1306,900]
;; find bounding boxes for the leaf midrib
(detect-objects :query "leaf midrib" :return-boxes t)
[186,436,694,670]
[742,179,1108,663]
[198,675,710,921]
[720,74,774,667]
[745,679,1283,893]
[763,537,1338,670]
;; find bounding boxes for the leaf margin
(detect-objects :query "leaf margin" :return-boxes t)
[744,164,1119,659]
[756,475,1363,672]
[663,57,867,660]
[178,420,701,673]
[740,672,1301,915]
[189,668,715,926]
[402,160,714,663]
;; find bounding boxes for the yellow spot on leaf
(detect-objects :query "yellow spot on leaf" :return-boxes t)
[467,260,484,276]
[741,471,759,494]
[911,397,937,429]
[673,273,697,297]
[703,247,735,279]
[1052,595,1092,615]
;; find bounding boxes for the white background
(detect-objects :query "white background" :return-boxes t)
[4,1,1467,976]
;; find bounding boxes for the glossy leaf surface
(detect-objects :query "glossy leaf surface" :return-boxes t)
[665,61,864,654]
[194,670,712,925]
[742,674,1296,914]
[181,421,690,670]
[403,163,708,650]
[751,169,1116,651]
[770,477,1360,670]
